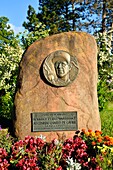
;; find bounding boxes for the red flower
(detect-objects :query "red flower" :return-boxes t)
[35,167,40,170]
[56,166,62,170]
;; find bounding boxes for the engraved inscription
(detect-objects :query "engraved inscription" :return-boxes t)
[43,50,79,87]
[31,112,78,132]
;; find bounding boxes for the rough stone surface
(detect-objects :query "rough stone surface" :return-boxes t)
[14,31,101,141]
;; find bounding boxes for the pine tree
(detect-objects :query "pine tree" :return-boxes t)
[23,1,87,35]
[37,0,74,34]
[23,5,39,32]
[23,0,105,35]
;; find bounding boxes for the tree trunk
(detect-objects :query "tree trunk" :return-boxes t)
[102,0,106,34]
[108,22,113,53]
[72,2,75,30]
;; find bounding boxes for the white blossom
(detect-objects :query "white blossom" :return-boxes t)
[36,134,46,141]
[66,158,81,170]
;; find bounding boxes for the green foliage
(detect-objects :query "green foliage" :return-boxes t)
[0,17,15,46]
[21,22,50,49]
[97,80,110,111]
[23,5,39,32]
[22,6,50,49]
[38,140,62,169]
[0,128,14,153]
[0,92,13,119]
[24,0,102,35]
[100,101,113,137]
[38,0,74,34]
[96,32,113,111]
[0,16,23,120]
[0,16,49,121]
[96,146,113,170]
[24,0,113,35]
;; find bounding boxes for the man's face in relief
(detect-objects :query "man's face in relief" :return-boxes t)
[55,60,70,78]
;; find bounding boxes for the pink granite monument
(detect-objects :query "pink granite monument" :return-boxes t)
[14,31,101,141]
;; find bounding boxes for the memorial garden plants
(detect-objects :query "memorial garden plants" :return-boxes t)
[0,127,113,170]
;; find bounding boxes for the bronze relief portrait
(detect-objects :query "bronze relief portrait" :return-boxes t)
[43,50,79,87]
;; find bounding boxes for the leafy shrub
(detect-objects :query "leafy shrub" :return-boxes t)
[96,32,113,111]
[96,144,113,170]
[0,127,14,153]
[38,138,62,169]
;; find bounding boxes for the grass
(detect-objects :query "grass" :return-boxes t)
[100,100,113,136]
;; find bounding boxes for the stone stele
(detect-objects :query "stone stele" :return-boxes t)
[14,31,101,141]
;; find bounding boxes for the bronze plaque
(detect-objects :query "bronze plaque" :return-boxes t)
[31,111,78,132]
[43,50,79,87]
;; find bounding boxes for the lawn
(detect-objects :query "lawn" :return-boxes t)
[100,100,113,136]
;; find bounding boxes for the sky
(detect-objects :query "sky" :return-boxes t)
[0,0,39,34]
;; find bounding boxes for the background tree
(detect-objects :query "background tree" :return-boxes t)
[23,0,113,110]
[0,16,50,122]
[96,32,113,110]
[23,1,86,34]
[23,0,106,35]
[22,5,50,49]
[96,0,113,110]
[0,17,23,121]
[38,0,78,34]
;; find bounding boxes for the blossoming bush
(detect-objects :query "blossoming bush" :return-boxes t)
[0,18,23,120]
[96,32,113,111]
[0,128,113,169]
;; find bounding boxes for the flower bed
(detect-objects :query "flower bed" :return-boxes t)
[0,128,113,169]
